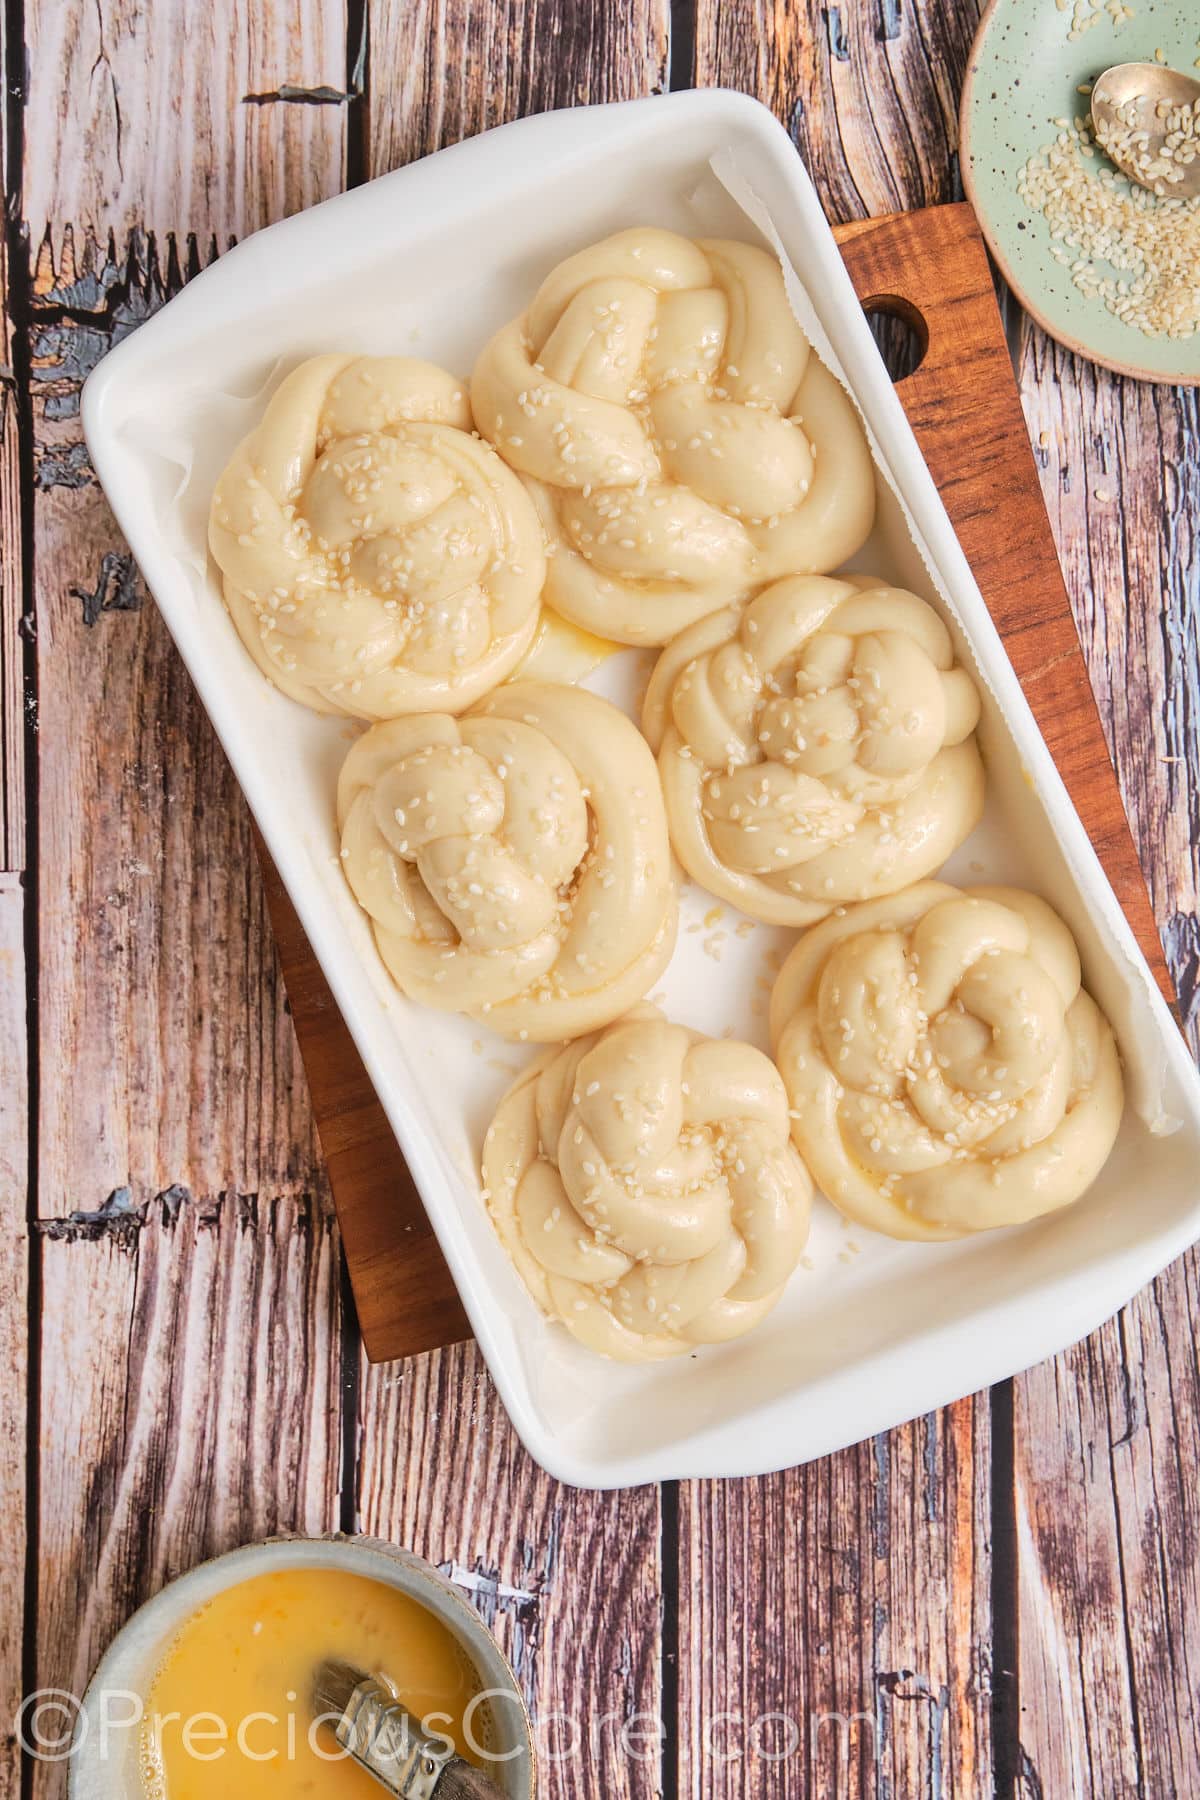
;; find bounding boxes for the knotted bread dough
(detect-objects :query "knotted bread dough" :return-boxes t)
[472,229,875,645]
[642,575,985,923]
[337,681,677,1040]
[482,1008,813,1359]
[210,355,544,716]
[769,883,1124,1240]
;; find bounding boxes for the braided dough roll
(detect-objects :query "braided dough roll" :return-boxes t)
[769,883,1124,1240]
[210,355,544,717]
[472,229,875,646]
[642,575,986,924]
[337,681,677,1040]
[482,1008,813,1360]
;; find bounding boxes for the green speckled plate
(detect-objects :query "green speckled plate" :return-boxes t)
[960,0,1199,384]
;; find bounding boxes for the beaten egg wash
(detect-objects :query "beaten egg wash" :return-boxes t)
[141,1568,484,1799]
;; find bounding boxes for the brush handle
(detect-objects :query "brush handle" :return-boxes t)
[436,1762,507,1799]
[336,1680,452,1798]
[333,1673,508,1800]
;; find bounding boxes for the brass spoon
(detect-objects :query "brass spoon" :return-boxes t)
[1089,62,1200,199]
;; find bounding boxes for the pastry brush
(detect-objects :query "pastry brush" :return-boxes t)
[313,1659,506,1798]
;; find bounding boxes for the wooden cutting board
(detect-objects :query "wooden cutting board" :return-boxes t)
[256,199,1173,1366]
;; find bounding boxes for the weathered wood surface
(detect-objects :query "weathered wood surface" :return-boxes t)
[2,18,29,1800]
[0,876,28,1800]
[24,0,348,248]
[679,1406,994,1796]
[2,2,1198,1800]
[0,3,23,872]
[32,1201,345,1717]
[257,836,471,1360]
[359,1346,664,1800]
[369,0,669,171]
[1014,1286,1200,1799]
[1014,339,1200,1799]
[15,11,349,1799]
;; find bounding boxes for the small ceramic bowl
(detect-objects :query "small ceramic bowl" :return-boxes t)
[67,1535,535,1798]
[961,0,1199,384]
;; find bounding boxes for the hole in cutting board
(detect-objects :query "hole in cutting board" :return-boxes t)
[861,294,928,383]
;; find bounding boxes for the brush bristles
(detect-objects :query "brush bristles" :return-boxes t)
[436,1762,506,1799]
[310,1659,505,1797]
[312,1657,367,1722]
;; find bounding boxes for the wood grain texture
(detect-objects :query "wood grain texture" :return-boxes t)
[0,30,24,872]
[31,482,330,1209]
[1017,339,1200,1032]
[257,839,470,1360]
[0,875,28,1800]
[680,1402,992,1794]
[31,1195,344,1796]
[3,16,29,1797]
[23,0,348,1214]
[30,473,328,1209]
[692,0,982,222]
[1013,335,1200,1797]
[18,9,353,1793]
[369,0,669,172]
[1014,1273,1200,1800]
[358,1343,664,1799]
[24,0,347,252]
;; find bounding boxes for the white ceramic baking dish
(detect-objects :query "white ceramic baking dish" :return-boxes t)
[83,90,1200,1490]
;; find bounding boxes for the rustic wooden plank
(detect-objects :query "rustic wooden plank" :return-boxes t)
[1017,343,1200,1030]
[31,1194,344,1767]
[693,0,982,223]
[23,0,348,1213]
[0,39,24,873]
[24,0,347,252]
[0,874,28,1800]
[29,469,329,1210]
[256,838,470,1361]
[357,1343,664,1799]
[19,7,353,1791]
[680,1401,992,1794]
[1014,1274,1200,1800]
[1013,336,1200,1796]
[3,18,30,1797]
[369,0,669,172]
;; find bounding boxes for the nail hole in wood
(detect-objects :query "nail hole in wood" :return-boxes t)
[861,294,928,383]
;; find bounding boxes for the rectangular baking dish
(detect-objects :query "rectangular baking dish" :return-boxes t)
[83,90,1200,1490]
